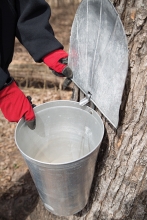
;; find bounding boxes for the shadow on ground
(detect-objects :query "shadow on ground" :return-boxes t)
[0,171,39,220]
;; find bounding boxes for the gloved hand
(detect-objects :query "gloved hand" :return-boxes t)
[43,49,73,79]
[0,77,36,130]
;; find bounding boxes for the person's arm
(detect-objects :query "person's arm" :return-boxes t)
[15,0,73,78]
[15,0,63,62]
[0,0,72,130]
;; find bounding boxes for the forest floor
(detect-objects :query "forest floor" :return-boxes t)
[0,4,79,219]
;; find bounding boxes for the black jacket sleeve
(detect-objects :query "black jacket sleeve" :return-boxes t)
[15,0,63,62]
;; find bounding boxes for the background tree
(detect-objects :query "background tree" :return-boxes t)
[27,0,147,219]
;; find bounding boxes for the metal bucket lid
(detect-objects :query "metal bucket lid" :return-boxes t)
[68,0,128,128]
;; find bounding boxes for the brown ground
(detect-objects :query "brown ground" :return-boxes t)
[0,4,79,219]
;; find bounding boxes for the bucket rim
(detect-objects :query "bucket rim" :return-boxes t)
[15,100,104,166]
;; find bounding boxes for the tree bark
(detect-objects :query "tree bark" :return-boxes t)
[27,0,147,219]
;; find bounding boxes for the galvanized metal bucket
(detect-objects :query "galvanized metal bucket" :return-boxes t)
[15,100,104,216]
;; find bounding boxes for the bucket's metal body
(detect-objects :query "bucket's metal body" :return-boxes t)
[15,101,104,216]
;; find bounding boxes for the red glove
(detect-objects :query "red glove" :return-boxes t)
[43,49,73,79]
[0,78,36,130]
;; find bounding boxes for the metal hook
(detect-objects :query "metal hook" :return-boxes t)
[79,93,91,106]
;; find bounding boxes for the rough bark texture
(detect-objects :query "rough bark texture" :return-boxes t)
[28,0,147,219]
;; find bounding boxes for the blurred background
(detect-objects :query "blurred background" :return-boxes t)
[0,0,81,203]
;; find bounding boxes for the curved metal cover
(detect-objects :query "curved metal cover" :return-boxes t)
[68,0,128,128]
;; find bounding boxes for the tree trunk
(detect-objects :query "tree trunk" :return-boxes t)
[27,0,147,219]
